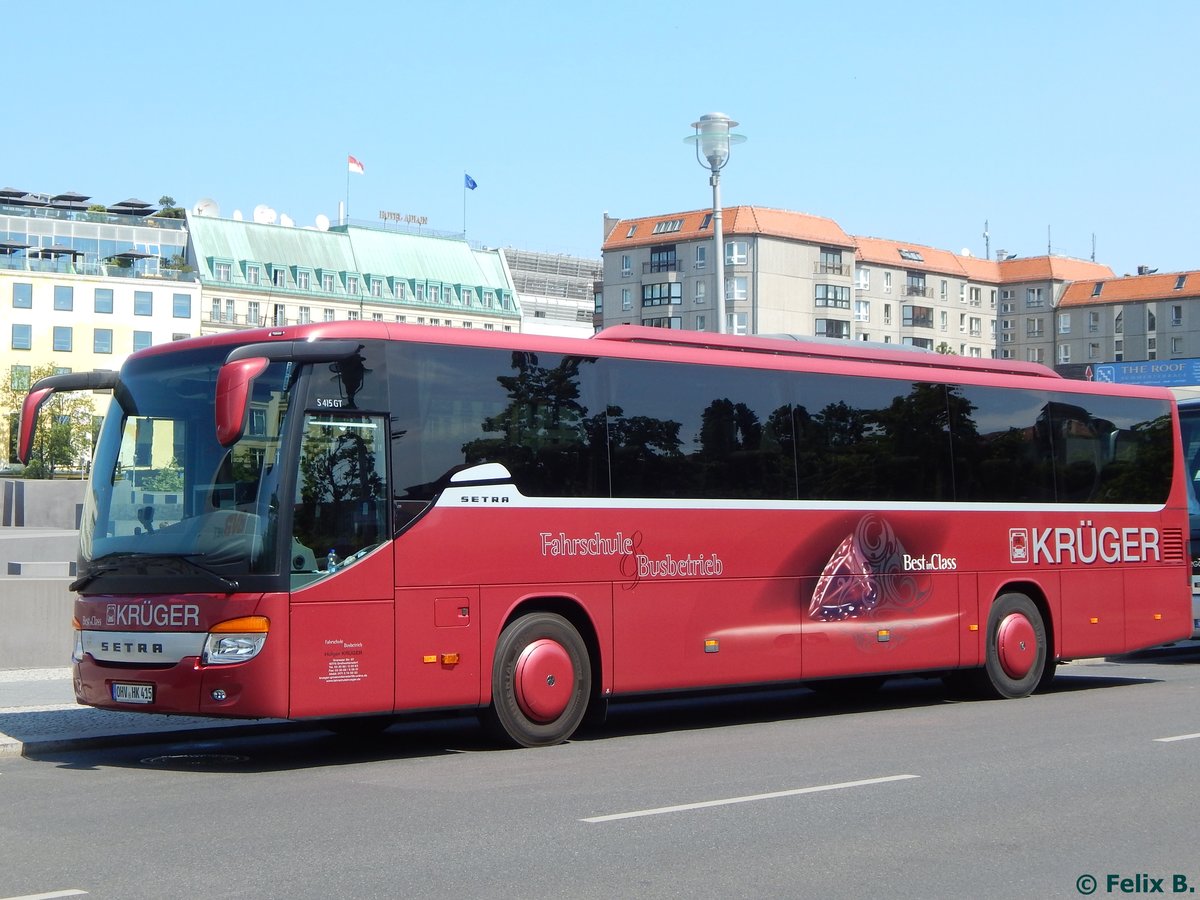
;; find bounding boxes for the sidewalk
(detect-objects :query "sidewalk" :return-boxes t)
[0,668,296,757]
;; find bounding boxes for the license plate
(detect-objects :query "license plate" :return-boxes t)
[112,682,154,704]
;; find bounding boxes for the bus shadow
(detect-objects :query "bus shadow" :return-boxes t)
[28,667,1161,771]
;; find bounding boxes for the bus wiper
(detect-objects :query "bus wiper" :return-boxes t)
[74,554,240,594]
[69,566,119,592]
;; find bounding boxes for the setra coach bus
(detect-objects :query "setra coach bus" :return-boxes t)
[19,323,1193,746]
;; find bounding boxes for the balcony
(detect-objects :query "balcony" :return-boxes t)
[814,262,850,276]
[904,285,932,298]
[643,260,679,274]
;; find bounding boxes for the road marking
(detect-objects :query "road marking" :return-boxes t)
[1,891,88,900]
[580,773,920,823]
[1154,732,1200,743]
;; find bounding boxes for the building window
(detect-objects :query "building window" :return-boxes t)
[133,331,152,352]
[53,285,74,311]
[649,246,677,273]
[415,284,426,303]
[1089,343,1101,359]
[642,282,682,306]
[396,281,408,302]
[429,285,441,304]
[172,333,188,342]
[695,246,707,270]
[323,308,335,322]
[225,298,235,322]
[299,306,311,324]
[857,268,870,291]
[1058,345,1071,364]
[854,299,870,322]
[818,248,843,275]
[247,301,260,325]
[215,262,231,281]
[1171,337,1184,354]
[1026,317,1044,337]
[1059,313,1071,334]
[621,255,631,276]
[272,268,285,287]
[482,290,493,308]
[94,328,113,354]
[725,241,748,265]
[884,272,892,293]
[695,281,706,305]
[134,291,152,316]
[815,319,850,339]
[969,287,982,306]
[727,312,749,335]
[1026,287,1045,308]
[696,315,706,331]
[52,326,72,352]
[172,294,191,318]
[369,278,382,298]
[347,276,359,295]
[622,288,632,310]
[815,284,851,308]
[12,283,32,309]
[940,280,948,300]
[905,273,927,297]
[11,324,31,350]
[297,271,311,291]
[1089,311,1100,332]
[348,310,359,321]
[246,266,260,285]
[726,277,748,301]
[902,305,933,328]
[10,365,31,391]
[273,304,287,326]
[322,273,335,292]
[1171,305,1183,326]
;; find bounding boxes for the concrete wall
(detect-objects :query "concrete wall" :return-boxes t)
[0,480,85,669]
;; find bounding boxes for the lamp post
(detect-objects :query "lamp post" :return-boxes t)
[686,113,745,334]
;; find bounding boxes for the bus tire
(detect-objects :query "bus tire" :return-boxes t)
[977,592,1046,699]
[485,612,591,748]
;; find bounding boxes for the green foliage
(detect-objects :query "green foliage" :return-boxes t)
[0,363,98,479]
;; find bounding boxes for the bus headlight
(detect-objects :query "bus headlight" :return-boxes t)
[72,616,84,663]
[203,616,269,665]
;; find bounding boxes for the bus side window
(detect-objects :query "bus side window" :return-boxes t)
[292,414,389,579]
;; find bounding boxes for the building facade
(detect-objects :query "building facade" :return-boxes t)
[187,215,522,334]
[502,248,599,337]
[1,191,201,461]
[598,206,1114,361]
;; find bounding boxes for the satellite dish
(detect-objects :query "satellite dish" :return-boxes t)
[252,204,277,225]
[279,213,295,228]
[960,248,972,257]
[232,209,244,221]
[192,198,220,217]
[315,214,331,231]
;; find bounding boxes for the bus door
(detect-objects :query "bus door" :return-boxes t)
[288,412,394,717]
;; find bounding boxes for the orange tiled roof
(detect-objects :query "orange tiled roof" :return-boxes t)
[601,206,854,252]
[1060,270,1200,308]
[997,256,1114,285]
[852,236,971,278]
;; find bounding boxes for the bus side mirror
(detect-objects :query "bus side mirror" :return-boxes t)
[17,387,56,464]
[18,370,119,463]
[216,357,269,446]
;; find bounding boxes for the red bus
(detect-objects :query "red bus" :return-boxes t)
[20,323,1192,746]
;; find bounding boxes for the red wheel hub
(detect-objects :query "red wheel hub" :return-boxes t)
[996,612,1036,679]
[514,639,574,723]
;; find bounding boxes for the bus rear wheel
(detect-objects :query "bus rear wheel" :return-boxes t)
[485,612,591,748]
[976,592,1046,699]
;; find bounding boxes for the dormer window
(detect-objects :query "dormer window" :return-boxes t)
[1091,283,1103,297]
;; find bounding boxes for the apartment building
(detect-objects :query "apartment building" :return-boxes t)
[1055,268,1200,368]
[599,206,1113,361]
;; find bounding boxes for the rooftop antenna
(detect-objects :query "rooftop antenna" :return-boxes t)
[1091,233,1096,262]
[1047,225,1052,256]
[982,219,990,260]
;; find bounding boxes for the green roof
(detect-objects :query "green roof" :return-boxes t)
[186,216,517,314]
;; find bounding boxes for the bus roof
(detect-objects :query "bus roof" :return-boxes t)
[591,325,1063,380]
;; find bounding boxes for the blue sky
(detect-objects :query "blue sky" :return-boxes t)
[5,0,1198,276]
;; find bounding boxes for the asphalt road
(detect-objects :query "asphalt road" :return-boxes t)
[2,645,1199,900]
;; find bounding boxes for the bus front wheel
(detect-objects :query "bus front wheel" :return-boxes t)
[976,592,1047,699]
[485,612,591,748]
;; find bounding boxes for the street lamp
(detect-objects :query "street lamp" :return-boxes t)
[686,112,745,334]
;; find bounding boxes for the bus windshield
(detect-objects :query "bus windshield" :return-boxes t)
[79,346,295,590]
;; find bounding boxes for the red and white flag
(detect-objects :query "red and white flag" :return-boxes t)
[347,155,364,175]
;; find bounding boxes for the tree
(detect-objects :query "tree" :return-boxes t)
[0,364,98,479]
[156,195,185,219]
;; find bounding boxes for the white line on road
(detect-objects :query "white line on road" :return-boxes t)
[580,773,920,823]
[1,890,88,900]
[1154,732,1200,743]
